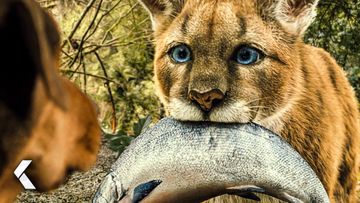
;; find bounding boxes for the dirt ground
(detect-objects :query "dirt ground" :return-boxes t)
[14,137,360,203]
[16,138,117,203]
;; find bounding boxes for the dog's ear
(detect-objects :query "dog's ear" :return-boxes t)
[138,0,185,30]
[0,0,66,120]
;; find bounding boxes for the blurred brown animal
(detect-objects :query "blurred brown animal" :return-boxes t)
[139,0,360,202]
[0,0,101,202]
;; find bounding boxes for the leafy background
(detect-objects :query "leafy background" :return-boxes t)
[45,0,161,134]
[39,0,360,136]
[17,0,359,201]
[305,0,360,99]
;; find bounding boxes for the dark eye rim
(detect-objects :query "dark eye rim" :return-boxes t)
[231,45,265,65]
[168,44,193,64]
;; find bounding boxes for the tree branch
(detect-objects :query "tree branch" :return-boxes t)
[94,51,117,133]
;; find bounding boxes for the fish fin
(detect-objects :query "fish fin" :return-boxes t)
[280,192,304,203]
[226,185,265,193]
[226,185,265,202]
[132,180,162,203]
[236,192,261,201]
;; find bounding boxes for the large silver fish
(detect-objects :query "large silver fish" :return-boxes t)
[93,118,329,203]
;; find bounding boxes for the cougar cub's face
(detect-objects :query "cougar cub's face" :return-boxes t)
[150,0,314,123]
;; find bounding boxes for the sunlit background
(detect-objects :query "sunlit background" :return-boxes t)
[17,0,360,201]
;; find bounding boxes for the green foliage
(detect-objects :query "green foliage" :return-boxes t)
[305,0,360,98]
[49,0,161,133]
[132,115,152,137]
[45,0,359,137]
[105,115,152,157]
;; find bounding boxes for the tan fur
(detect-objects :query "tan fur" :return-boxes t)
[140,0,360,202]
[0,0,101,202]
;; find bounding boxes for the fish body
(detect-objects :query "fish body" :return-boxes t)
[93,118,329,203]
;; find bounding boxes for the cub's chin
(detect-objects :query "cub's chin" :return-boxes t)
[167,98,255,123]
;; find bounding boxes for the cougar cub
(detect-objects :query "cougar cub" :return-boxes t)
[139,0,360,202]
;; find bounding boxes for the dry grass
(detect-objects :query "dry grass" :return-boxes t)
[16,138,116,203]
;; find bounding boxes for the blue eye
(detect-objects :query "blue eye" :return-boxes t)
[234,46,263,65]
[169,45,192,63]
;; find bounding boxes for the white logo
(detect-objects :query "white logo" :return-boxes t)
[14,160,36,190]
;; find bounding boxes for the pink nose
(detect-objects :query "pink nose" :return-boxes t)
[188,89,225,111]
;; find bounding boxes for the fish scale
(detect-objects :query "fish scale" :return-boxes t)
[93,118,330,203]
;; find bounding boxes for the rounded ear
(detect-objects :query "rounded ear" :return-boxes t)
[138,0,185,30]
[0,0,67,120]
[272,0,319,36]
